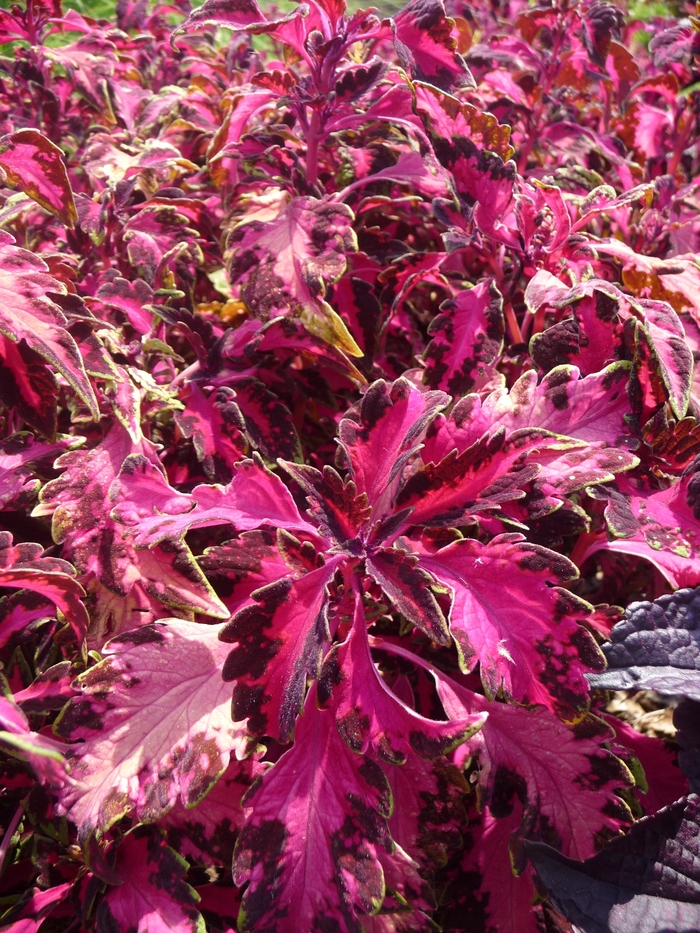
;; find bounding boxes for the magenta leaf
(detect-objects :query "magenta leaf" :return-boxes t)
[452,806,540,933]
[174,383,248,482]
[394,429,543,528]
[0,129,78,228]
[173,0,304,40]
[226,197,361,356]
[0,234,99,426]
[318,600,484,761]
[280,462,372,544]
[337,377,449,516]
[526,795,700,933]
[233,691,392,933]
[438,678,633,860]
[96,827,205,933]
[0,695,69,788]
[421,535,602,711]
[585,473,700,589]
[0,433,76,511]
[115,453,318,550]
[56,620,248,838]
[36,425,227,642]
[220,559,343,741]
[225,376,301,463]
[393,0,474,91]
[427,363,635,451]
[423,280,505,396]
[0,532,88,642]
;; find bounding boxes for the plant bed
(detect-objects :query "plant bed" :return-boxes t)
[0,0,699,930]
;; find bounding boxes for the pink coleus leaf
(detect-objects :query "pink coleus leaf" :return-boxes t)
[0,532,88,642]
[393,0,474,91]
[220,558,343,742]
[419,534,603,712]
[0,129,78,228]
[224,376,301,463]
[337,377,449,518]
[163,758,265,867]
[318,598,484,761]
[0,592,56,651]
[0,695,69,788]
[452,805,540,933]
[366,546,451,645]
[174,383,248,483]
[36,425,227,639]
[173,0,304,41]
[56,620,248,839]
[232,689,392,933]
[424,363,635,461]
[394,428,544,528]
[423,280,505,396]
[583,472,700,589]
[226,196,361,357]
[96,827,205,933]
[280,462,372,544]
[197,530,294,616]
[0,233,99,423]
[0,433,77,511]
[0,336,60,438]
[115,453,317,550]
[437,678,633,860]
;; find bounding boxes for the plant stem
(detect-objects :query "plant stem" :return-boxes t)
[0,805,24,876]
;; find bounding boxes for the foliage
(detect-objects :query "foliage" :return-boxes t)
[0,0,698,930]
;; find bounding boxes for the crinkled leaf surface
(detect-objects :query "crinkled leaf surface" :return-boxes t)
[588,586,700,699]
[96,827,205,933]
[527,795,700,933]
[233,691,392,933]
[56,620,247,839]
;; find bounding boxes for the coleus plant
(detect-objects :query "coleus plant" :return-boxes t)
[0,0,699,929]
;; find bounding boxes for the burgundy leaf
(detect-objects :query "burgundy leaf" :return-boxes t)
[280,462,371,544]
[393,0,474,91]
[221,558,343,742]
[366,546,450,645]
[318,598,483,761]
[438,678,633,860]
[0,234,98,423]
[338,377,449,517]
